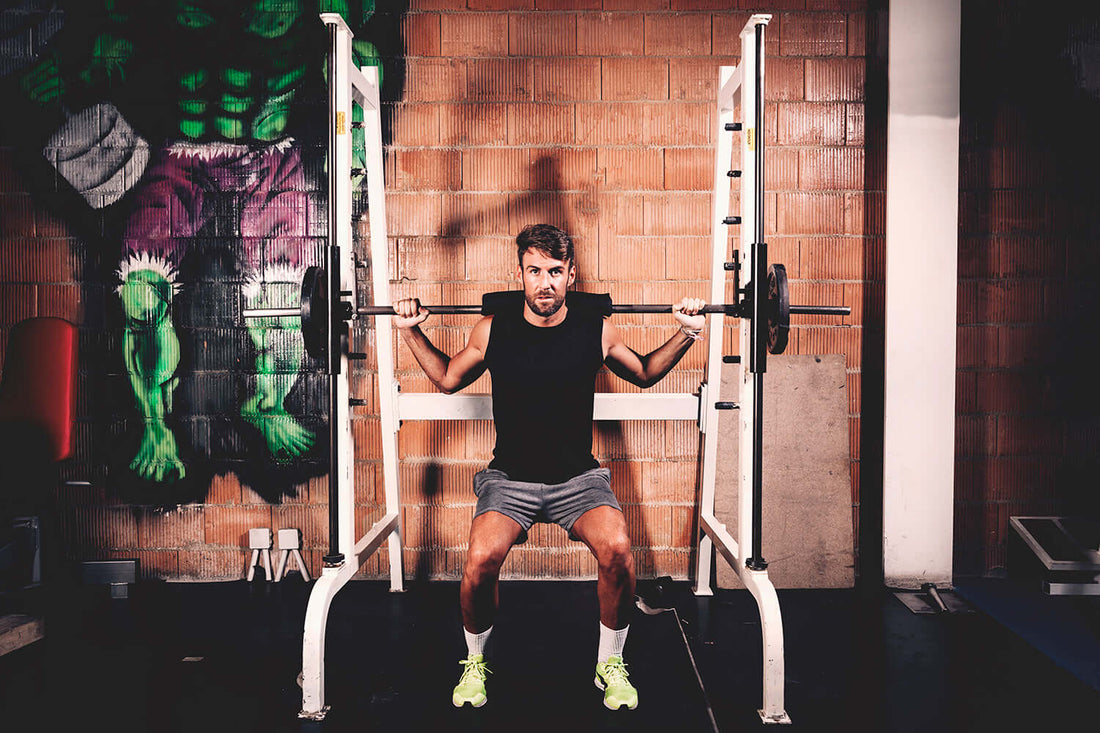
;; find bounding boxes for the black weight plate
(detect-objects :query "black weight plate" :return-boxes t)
[767,263,790,355]
[300,265,327,360]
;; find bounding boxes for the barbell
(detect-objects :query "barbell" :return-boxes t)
[242,265,849,360]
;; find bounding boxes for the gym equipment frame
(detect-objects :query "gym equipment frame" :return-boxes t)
[288,12,842,723]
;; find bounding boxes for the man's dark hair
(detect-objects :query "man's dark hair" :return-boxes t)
[516,224,574,267]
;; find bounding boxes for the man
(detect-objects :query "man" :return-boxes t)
[393,224,706,711]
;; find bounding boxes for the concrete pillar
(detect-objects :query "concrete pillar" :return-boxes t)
[882,0,961,588]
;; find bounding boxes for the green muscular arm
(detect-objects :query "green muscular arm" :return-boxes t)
[119,270,185,482]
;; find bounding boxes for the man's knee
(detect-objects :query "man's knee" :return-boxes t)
[595,532,634,576]
[464,543,508,582]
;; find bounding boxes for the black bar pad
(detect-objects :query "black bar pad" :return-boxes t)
[567,291,613,316]
[480,290,613,316]
[481,290,523,315]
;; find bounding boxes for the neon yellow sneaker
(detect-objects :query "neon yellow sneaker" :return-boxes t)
[452,653,490,708]
[594,655,638,710]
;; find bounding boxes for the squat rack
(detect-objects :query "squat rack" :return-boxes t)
[300,12,799,724]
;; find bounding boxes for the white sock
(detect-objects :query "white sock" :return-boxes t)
[597,622,630,664]
[464,626,493,657]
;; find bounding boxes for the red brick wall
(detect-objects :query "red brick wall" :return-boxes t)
[955,1,1100,575]
[1,1,876,582]
[377,0,872,580]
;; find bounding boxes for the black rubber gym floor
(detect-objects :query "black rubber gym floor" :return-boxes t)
[1,577,1097,732]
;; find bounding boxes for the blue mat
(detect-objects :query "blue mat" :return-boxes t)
[954,578,1100,691]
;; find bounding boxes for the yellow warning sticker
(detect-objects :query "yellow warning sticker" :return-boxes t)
[747,127,755,151]
[336,111,346,135]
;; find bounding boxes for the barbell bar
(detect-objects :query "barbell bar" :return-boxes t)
[241,265,850,360]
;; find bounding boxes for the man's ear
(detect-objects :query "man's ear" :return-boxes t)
[567,263,576,287]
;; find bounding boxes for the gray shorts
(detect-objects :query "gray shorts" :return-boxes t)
[473,467,620,544]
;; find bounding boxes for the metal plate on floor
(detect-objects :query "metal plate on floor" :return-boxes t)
[894,589,974,614]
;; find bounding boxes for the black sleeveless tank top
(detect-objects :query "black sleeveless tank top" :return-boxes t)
[484,299,605,484]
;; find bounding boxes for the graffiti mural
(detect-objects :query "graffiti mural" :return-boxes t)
[1,0,405,502]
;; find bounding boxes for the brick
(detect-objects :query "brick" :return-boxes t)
[508,191,599,247]
[845,103,864,146]
[665,236,711,280]
[766,145,799,190]
[643,191,710,236]
[777,102,845,145]
[599,148,664,191]
[765,57,806,101]
[59,506,138,553]
[712,13,780,57]
[509,12,577,56]
[408,0,467,8]
[996,415,1063,456]
[401,505,473,548]
[468,0,534,8]
[403,12,441,56]
[400,461,479,505]
[644,102,711,146]
[507,102,575,144]
[441,13,508,56]
[644,13,711,56]
[669,57,738,101]
[203,505,273,547]
[957,325,998,369]
[597,192,646,243]
[796,325,861,368]
[394,237,465,281]
[178,549,242,580]
[442,192,510,236]
[467,58,533,102]
[528,148,598,190]
[392,103,440,146]
[463,148,529,191]
[352,417,383,461]
[663,147,710,191]
[385,191,442,236]
[799,147,864,191]
[602,57,669,101]
[405,58,466,102]
[578,13,644,56]
[536,0,601,8]
[599,235,665,280]
[799,237,863,280]
[0,195,34,238]
[780,12,846,57]
[575,103,646,145]
[534,57,600,101]
[842,191,884,236]
[847,11,866,56]
[805,58,864,102]
[640,460,697,503]
[106,550,179,580]
[439,103,507,146]
[395,149,462,191]
[138,506,205,548]
[777,191,845,235]
[272,505,329,551]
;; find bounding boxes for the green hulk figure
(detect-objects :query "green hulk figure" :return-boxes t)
[18,0,382,482]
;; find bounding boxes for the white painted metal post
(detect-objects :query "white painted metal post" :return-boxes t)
[300,15,404,720]
[358,45,405,595]
[694,63,740,597]
[696,15,789,724]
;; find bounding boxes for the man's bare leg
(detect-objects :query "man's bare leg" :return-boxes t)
[570,505,636,629]
[571,505,639,710]
[461,511,524,634]
[453,510,523,708]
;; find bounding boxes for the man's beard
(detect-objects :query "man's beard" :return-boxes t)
[525,289,566,317]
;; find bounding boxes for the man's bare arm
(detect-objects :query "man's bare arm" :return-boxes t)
[603,297,705,388]
[394,299,490,394]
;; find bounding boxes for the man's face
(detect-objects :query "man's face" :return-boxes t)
[518,249,575,318]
